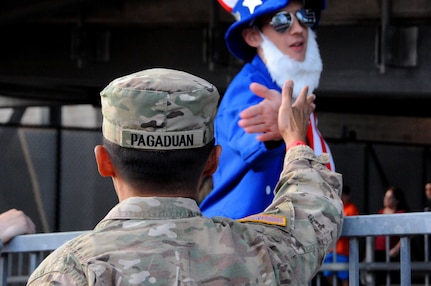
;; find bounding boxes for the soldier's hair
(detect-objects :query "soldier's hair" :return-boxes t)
[103,138,215,193]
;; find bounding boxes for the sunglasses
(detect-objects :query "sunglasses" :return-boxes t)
[266,9,316,33]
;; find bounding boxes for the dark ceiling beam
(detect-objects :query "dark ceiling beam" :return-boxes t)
[0,0,94,25]
[1,0,430,27]
[0,79,100,107]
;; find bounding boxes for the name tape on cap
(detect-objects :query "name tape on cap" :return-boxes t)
[122,129,205,150]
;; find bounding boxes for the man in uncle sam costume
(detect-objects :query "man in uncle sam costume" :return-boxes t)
[200,0,335,219]
[27,68,343,285]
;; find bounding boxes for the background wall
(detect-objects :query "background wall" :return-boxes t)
[0,0,430,232]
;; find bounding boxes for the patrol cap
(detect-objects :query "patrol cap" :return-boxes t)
[100,68,219,150]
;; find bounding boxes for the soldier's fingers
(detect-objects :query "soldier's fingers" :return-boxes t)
[295,85,309,105]
[280,80,294,112]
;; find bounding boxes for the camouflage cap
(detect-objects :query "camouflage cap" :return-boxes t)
[100,68,219,150]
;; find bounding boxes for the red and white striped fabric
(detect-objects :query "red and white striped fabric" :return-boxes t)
[217,0,239,12]
[307,112,335,171]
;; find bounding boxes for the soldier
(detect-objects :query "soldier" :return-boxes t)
[27,68,343,285]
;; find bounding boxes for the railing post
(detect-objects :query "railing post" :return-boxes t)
[425,234,430,286]
[0,254,8,286]
[364,236,375,286]
[349,237,360,286]
[400,237,411,286]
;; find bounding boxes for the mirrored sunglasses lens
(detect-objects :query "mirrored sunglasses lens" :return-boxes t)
[296,9,316,27]
[270,12,292,33]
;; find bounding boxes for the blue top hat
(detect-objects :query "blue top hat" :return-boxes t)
[223,0,326,62]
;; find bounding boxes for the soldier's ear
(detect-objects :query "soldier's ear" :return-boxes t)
[202,145,221,176]
[94,145,116,177]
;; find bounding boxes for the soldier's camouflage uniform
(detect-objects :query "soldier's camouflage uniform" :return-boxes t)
[27,69,343,285]
[27,145,343,286]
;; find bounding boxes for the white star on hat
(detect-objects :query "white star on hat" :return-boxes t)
[242,0,263,14]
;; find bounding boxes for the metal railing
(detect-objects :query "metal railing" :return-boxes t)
[315,212,431,286]
[0,231,87,286]
[2,213,431,286]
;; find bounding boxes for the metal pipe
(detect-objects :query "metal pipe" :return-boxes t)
[379,0,391,74]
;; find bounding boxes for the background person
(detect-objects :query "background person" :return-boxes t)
[424,181,431,211]
[423,181,431,265]
[199,0,335,219]
[322,186,359,286]
[374,186,409,285]
[0,208,35,246]
[27,68,343,285]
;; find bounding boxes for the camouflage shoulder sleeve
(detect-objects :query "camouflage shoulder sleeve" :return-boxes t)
[27,243,87,286]
[270,144,344,281]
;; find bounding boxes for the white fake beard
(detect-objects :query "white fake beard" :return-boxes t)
[260,29,322,98]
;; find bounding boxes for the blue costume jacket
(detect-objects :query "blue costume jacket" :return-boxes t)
[200,55,334,219]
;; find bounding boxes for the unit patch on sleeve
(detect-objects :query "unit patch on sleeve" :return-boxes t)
[237,214,287,226]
